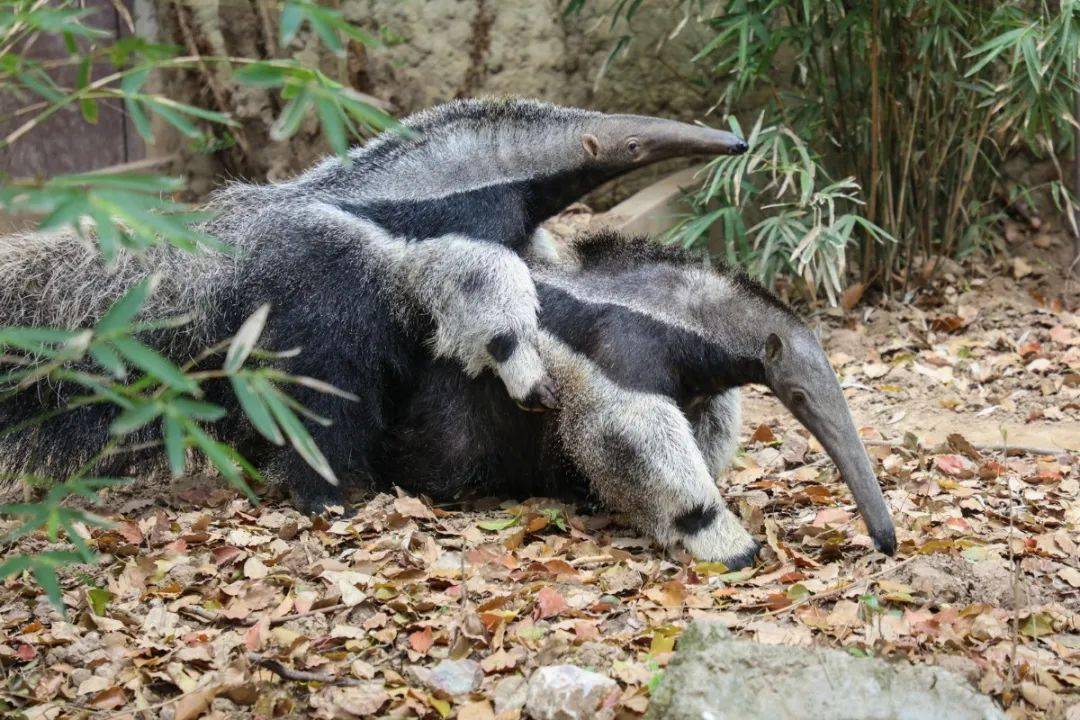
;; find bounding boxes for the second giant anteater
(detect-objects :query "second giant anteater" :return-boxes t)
[376,230,898,567]
[0,98,747,511]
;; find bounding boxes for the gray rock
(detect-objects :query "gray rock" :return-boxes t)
[427,658,483,696]
[525,664,618,720]
[645,622,1006,720]
[493,674,528,714]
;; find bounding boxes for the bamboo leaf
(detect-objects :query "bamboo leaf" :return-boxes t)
[110,401,162,435]
[253,377,337,485]
[110,338,199,394]
[231,375,284,445]
[96,276,157,335]
[162,414,186,476]
[225,305,270,373]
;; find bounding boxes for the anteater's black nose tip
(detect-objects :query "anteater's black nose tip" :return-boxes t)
[732,140,749,154]
[873,527,898,556]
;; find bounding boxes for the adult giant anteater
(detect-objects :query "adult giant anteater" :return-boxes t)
[376,230,898,567]
[0,98,747,512]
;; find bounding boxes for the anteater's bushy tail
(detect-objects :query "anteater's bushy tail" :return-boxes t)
[0,225,232,499]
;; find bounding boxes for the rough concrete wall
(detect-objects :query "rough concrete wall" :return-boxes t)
[152,0,724,203]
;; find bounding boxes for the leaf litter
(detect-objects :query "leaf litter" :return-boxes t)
[1,228,1079,719]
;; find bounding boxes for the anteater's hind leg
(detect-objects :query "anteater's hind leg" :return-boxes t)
[262,359,388,516]
[543,336,760,569]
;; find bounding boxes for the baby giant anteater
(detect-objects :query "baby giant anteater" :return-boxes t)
[376,230,898,567]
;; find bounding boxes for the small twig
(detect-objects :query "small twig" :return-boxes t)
[179,605,219,623]
[98,685,212,719]
[0,692,92,716]
[1004,427,1022,694]
[181,601,349,627]
[570,554,614,567]
[863,438,1070,457]
[754,553,922,619]
[249,652,363,686]
[255,0,279,57]
[171,0,253,157]
[268,602,350,627]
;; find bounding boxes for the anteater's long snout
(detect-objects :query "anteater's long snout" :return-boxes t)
[783,368,897,556]
[820,426,898,555]
[613,115,750,158]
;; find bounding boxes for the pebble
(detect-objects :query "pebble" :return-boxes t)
[492,674,528,714]
[428,658,483,696]
[525,664,617,720]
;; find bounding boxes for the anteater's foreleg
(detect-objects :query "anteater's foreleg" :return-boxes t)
[542,335,760,569]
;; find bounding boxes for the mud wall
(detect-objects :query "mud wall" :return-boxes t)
[152,0,725,201]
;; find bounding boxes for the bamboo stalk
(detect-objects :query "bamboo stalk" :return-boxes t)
[867,0,881,226]
[863,0,882,282]
[1073,58,1080,271]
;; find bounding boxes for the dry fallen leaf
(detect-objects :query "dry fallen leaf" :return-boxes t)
[535,586,568,620]
[409,627,434,654]
[751,424,777,443]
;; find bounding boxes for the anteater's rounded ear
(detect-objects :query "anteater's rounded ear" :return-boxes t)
[581,133,601,158]
[764,333,784,365]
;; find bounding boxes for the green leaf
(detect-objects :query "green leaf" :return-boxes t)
[279,2,305,46]
[308,12,345,56]
[0,327,83,353]
[78,97,97,125]
[0,555,32,578]
[90,343,127,379]
[269,88,313,141]
[162,414,187,476]
[315,96,349,157]
[477,515,520,531]
[253,376,337,485]
[144,98,202,138]
[110,338,199,394]
[96,276,157,335]
[87,587,112,616]
[231,375,284,445]
[225,305,270,373]
[1019,612,1054,638]
[185,422,258,503]
[170,398,227,422]
[786,583,811,602]
[126,97,154,143]
[184,422,238,481]
[32,563,64,612]
[110,401,163,435]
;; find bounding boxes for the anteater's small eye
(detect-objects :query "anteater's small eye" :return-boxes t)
[790,389,808,407]
[626,138,640,155]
